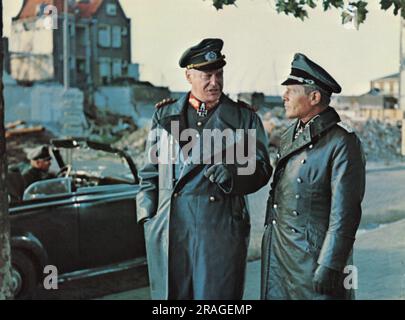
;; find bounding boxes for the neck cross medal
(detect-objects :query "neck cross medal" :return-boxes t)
[197,103,208,117]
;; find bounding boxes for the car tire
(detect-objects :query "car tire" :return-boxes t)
[11,250,38,300]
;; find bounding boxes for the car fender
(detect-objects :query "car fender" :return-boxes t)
[11,233,48,278]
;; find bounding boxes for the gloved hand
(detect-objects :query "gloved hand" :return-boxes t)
[204,163,233,191]
[313,264,342,296]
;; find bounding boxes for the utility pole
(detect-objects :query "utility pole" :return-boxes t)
[400,17,405,156]
[63,0,69,91]
[0,0,13,300]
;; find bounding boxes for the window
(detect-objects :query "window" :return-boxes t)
[112,59,122,78]
[106,3,117,16]
[98,25,111,47]
[23,178,72,201]
[112,26,122,48]
[121,27,128,36]
[99,57,111,79]
[76,27,86,46]
[77,59,85,73]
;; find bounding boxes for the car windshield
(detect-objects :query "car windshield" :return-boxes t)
[61,147,134,182]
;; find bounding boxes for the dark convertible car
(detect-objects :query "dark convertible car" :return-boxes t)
[8,138,146,299]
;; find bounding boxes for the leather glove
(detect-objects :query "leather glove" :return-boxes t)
[204,163,233,192]
[313,265,342,296]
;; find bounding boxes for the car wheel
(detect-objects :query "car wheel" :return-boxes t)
[11,251,38,299]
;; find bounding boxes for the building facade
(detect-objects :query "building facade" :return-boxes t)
[10,0,137,89]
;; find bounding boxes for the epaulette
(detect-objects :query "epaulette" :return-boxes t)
[237,100,258,112]
[337,121,354,133]
[155,98,177,109]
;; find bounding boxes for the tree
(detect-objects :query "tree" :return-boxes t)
[0,0,13,300]
[210,0,405,26]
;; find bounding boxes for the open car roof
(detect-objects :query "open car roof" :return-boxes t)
[50,138,138,183]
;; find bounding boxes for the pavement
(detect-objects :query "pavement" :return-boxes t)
[99,161,405,300]
[99,219,405,300]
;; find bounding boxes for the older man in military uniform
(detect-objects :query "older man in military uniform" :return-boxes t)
[22,145,56,188]
[261,53,366,300]
[136,38,272,300]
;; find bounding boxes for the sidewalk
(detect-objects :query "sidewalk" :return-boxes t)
[99,219,405,300]
[354,219,405,299]
[98,258,261,300]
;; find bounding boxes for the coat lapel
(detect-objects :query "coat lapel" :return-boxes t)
[278,121,311,163]
[174,95,241,186]
[159,94,188,148]
[278,107,341,164]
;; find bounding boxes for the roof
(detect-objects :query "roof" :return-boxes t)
[16,0,61,20]
[371,72,399,82]
[15,0,105,20]
[75,0,104,18]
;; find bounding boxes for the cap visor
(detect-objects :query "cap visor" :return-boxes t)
[281,78,302,86]
[195,59,226,71]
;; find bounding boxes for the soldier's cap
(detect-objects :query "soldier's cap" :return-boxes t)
[27,145,52,161]
[179,38,226,71]
[281,53,341,94]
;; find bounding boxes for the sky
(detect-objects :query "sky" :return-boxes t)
[3,0,401,96]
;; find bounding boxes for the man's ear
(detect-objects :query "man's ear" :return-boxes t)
[185,70,193,84]
[311,91,321,106]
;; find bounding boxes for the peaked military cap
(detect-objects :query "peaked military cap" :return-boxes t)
[27,145,51,161]
[179,38,226,71]
[282,53,342,94]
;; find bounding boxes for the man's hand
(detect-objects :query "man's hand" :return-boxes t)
[204,163,232,186]
[313,265,341,296]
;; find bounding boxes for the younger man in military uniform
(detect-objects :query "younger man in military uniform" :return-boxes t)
[261,53,366,300]
[137,39,272,300]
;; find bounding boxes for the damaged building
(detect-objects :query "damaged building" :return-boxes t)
[9,0,138,88]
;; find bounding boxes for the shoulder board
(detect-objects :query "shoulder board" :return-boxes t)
[155,98,177,109]
[237,100,258,112]
[337,121,354,133]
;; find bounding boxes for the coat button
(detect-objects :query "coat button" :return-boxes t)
[273,204,278,209]
[197,121,203,127]
[209,196,216,202]
[297,178,302,183]
[309,144,314,149]
[291,228,297,233]
[292,210,299,216]
[277,153,281,159]
[295,194,300,199]
[272,219,277,226]
[173,193,179,198]
[196,133,200,138]
[301,159,306,164]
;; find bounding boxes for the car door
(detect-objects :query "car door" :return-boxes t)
[10,178,80,274]
[75,184,145,269]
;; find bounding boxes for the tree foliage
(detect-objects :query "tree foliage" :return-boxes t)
[209,0,405,26]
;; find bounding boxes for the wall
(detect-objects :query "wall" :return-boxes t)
[95,84,170,127]
[4,80,86,134]
[9,18,55,81]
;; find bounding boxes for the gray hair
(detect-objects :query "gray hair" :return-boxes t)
[303,85,331,107]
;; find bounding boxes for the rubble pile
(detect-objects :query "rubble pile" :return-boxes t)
[261,107,292,153]
[114,127,150,169]
[6,121,55,165]
[341,117,403,162]
[87,110,138,144]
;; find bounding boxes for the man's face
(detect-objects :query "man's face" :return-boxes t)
[32,158,52,172]
[186,68,224,104]
[282,85,313,120]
